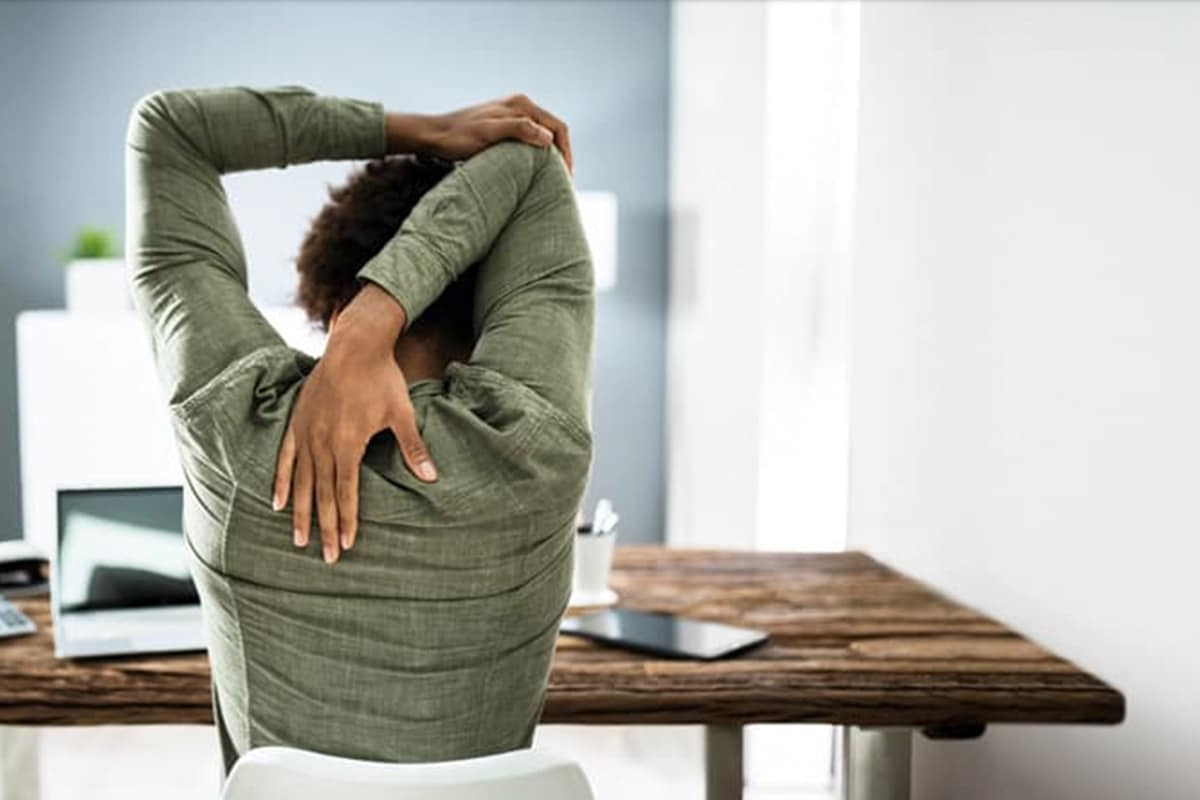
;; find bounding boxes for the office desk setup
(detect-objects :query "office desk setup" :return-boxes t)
[0,545,1123,800]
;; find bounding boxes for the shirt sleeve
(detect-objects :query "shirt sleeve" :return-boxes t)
[356,140,595,433]
[124,85,387,409]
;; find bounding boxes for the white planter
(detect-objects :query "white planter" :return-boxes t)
[64,258,131,312]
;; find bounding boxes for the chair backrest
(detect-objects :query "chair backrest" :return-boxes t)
[220,746,595,800]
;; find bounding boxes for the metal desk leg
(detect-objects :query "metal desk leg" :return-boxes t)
[705,724,743,800]
[0,727,39,800]
[842,726,911,800]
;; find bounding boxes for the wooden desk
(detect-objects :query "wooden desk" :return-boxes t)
[0,547,1123,799]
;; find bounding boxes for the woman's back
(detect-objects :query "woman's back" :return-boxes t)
[181,349,591,773]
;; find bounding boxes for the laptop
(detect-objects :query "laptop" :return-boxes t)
[53,486,205,659]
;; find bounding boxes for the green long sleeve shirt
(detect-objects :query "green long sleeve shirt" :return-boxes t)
[124,85,595,771]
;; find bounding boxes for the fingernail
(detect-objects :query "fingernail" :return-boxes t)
[272,495,283,512]
[340,532,352,550]
[293,529,304,547]
[418,460,437,481]
[324,546,337,564]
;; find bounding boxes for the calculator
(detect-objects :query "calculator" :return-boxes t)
[0,595,36,639]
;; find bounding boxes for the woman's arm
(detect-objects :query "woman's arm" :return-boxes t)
[125,86,391,408]
[356,139,594,427]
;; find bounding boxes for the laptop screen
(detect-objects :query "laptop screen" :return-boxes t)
[56,487,198,614]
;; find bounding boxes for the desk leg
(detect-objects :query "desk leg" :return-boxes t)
[841,727,911,800]
[0,727,39,800]
[704,724,743,800]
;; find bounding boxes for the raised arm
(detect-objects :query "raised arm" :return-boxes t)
[356,139,595,430]
[124,85,388,408]
[126,84,584,567]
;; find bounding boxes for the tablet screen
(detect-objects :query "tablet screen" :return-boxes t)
[560,608,768,660]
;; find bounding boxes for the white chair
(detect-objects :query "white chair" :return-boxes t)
[220,745,596,800]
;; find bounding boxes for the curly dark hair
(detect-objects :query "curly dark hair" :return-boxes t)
[295,154,478,346]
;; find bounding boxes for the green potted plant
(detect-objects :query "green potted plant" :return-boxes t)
[61,225,129,311]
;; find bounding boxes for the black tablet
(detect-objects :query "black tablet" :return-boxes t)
[560,608,768,660]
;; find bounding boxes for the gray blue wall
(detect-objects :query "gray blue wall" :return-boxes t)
[0,1,668,543]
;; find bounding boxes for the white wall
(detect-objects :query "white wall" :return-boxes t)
[668,0,768,551]
[756,0,857,555]
[849,3,1200,798]
[668,0,854,554]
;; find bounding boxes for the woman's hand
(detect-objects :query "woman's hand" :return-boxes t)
[272,283,435,565]
[387,93,573,175]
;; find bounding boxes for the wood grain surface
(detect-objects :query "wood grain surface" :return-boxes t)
[0,546,1124,728]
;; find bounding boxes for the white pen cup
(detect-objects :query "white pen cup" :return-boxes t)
[573,523,618,599]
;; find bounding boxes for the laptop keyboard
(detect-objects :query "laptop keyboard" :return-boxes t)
[0,596,37,639]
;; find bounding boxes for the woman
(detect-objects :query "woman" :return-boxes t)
[124,84,594,775]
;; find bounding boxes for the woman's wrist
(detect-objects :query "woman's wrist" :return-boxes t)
[385,111,438,155]
[332,282,408,358]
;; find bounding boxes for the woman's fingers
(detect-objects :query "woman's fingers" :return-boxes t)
[391,404,437,483]
[272,423,296,511]
[553,122,573,175]
[315,452,340,564]
[428,94,571,171]
[292,449,314,548]
[506,95,573,174]
[335,446,360,552]
[489,116,554,149]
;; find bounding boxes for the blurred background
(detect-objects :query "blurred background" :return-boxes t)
[2,1,1199,798]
